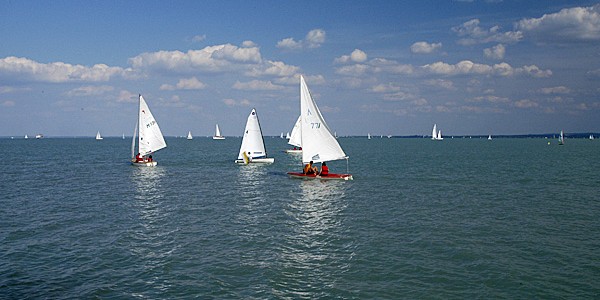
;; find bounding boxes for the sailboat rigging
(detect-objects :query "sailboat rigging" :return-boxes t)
[287,76,352,180]
[130,94,167,166]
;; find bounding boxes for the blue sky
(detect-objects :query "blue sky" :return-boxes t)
[1,0,599,137]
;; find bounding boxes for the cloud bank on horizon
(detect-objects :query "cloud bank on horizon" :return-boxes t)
[0,1,599,136]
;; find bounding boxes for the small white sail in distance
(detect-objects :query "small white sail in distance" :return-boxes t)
[96,131,103,140]
[213,124,225,139]
[300,75,347,164]
[187,131,193,140]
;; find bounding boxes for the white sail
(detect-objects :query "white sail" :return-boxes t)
[187,131,193,140]
[432,124,437,140]
[136,95,167,156]
[300,76,347,164]
[212,124,225,139]
[286,132,291,139]
[437,130,443,140]
[559,130,564,145]
[96,131,103,140]
[288,115,302,148]
[237,108,271,162]
[488,135,492,140]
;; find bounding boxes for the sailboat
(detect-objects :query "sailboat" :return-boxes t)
[235,108,274,164]
[187,131,193,140]
[286,132,291,139]
[488,135,492,140]
[589,134,594,140]
[368,133,371,140]
[96,131,103,140]
[558,130,565,145]
[130,95,167,167]
[432,124,443,140]
[285,115,302,154]
[213,124,225,140]
[24,134,28,139]
[287,76,352,180]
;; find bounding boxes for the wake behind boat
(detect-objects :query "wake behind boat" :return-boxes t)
[287,76,352,180]
[131,94,167,167]
[235,108,274,164]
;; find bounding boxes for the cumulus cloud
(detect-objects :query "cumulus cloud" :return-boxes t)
[277,29,326,50]
[66,85,114,97]
[223,98,251,107]
[160,77,207,90]
[421,60,551,77]
[232,80,284,90]
[0,56,133,83]
[452,19,523,45]
[516,4,600,43]
[483,44,505,59]
[335,49,368,63]
[245,60,299,77]
[410,41,442,54]
[513,99,539,108]
[539,86,571,94]
[192,34,206,42]
[129,44,262,74]
[2,100,15,107]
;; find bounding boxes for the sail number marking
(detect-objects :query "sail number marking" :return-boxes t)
[311,122,321,129]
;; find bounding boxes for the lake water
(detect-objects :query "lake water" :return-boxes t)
[1,136,598,298]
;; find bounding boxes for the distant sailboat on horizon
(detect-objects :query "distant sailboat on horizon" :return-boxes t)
[432,124,443,141]
[213,124,225,140]
[187,131,193,140]
[96,131,103,140]
[558,130,565,145]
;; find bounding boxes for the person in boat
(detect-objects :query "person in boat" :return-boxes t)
[148,155,153,162]
[319,162,329,176]
[135,153,143,162]
[303,161,318,175]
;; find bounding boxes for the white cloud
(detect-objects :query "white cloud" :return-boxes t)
[410,41,442,54]
[484,44,505,59]
[421,60,551,77]
[277,29,326,50]
[452,19,522,45]
[513,99,539,108]
[539,86,571,94]
[66,85,114,97]
[242,40,257,47]
[129,44,262,74]
[516,4,600,43]
[192,34,206,42]
[0,56,132,83]
[246,60,299,77]
[223,98,251,107]
[2,100,15,107]
[232,80,284,90]
[160,77,206,90]
[335,49,368,63]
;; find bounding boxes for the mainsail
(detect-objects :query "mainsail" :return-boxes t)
[300,76,347,164]
[135,95,167,157]
[237,108,268,160]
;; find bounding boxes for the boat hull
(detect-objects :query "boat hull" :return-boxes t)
[284,149,302,154]
[212,136,225,140]
[287,172,353,181]
[234,158,274,164]
[131,160,158,167]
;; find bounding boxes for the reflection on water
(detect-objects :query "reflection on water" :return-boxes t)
[275,180,352,297]
[127,166,178,295]
[234,164,268,235]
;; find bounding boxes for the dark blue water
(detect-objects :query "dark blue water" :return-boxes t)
[1,137,599,298]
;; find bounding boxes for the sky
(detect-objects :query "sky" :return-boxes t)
[1,0,599,137]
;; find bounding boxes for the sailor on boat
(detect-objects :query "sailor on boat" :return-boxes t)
[303,161,318,175]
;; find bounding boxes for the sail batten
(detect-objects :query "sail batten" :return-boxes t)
[300,76,347,164]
